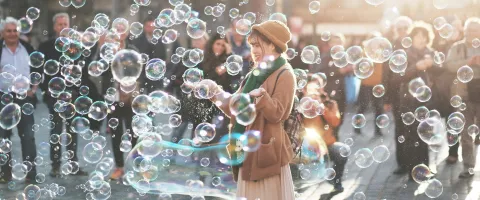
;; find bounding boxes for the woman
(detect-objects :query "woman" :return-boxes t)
[178,34,233,140]
[387,22,444,177]
[302,75,347,194]
[98,32,141,180]
[211,20,295,199]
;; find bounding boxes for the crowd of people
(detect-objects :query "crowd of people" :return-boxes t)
[0,9,480,199]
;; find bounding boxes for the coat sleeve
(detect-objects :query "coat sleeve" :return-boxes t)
[255,69,296,123]
[445,42,468,73]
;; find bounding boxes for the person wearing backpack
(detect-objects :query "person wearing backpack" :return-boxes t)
[445,17,480,178]
[211,20,295,200]
[302,75,348,195]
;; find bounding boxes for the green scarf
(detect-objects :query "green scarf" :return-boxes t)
[231,56,286,134]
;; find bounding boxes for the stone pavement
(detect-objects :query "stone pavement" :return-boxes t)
[0,98,479,200]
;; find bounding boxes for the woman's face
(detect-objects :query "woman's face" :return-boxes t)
[249,36,276,62]
[412,32,428,50]
[212,39,226,56]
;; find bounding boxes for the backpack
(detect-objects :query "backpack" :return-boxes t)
[240,68,305,157]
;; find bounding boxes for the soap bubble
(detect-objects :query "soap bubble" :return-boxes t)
[433,17,447,30]
[354,58,374,79]
[243,12,256,24]
[439,24,454,39]
[425,179,443,198]
[354,148,374,168]
[111,49,142,86]
[330,45,345,59]
[18,17,33,34]
[162,29,178,44]
[183,68,203,84]
[229,93,251,116]
[186,18,206,39]
[301,45,321,64]
[44,59,60,76]
[27,7,40,20]
[269,13,287,25]
[240,130,261,152]
[346,46,363,64]
[70,116,90,134]
[132,95,152,116]
[417,118,444,144]
[363,37,392,63]
[401,37,412,48]
[457,65,474,83]
[194,123,216,143]
[129,22,144,36]
[433,0,449,9]
[235,19,252,36]
[434,51,445,64]
[372,145,390,163]
[0,103,21,130]
[375,114,390,128]
[411,164,432,183]
[372,84,385,97]
[111,18,129,34]
[414,106,430,122]
[83,142,103,163]
[29,51,45,68]
[308,1,321,14]
[365,0,385,6]
[229,8,239,19]
[88,101,109,121]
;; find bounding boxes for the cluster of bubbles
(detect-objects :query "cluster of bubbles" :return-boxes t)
[408,77,432,102]
[229,93,256,126]
[297,96,325,119]
[120,133,237,199]
[291,128,328,185]
[19,183,68,199]
[433,16,455,39]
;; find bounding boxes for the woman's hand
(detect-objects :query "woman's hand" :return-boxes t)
[249,88,266,99]
[215,65,227,76]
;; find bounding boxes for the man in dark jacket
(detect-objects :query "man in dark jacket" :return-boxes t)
[0,17,40,183]
[38,13,88,177]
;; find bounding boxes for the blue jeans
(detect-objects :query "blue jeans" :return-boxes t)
[0,96,37,180]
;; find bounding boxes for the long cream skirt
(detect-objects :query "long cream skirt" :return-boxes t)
[236,165,295,200]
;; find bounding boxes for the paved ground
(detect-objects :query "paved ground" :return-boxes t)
[0,97,479,200]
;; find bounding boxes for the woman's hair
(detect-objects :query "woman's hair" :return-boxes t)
[408,21,435,48]
[247,29,283,55]
[202,33,229,73]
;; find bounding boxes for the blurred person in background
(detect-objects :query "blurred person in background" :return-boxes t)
[433,16,464,54]
[431,16,464,165]
[179,33,233,142]
[317,33,352,138]
[0,17,39,183]
[227,19,251,90]
[387,22,444,177]
[168,34,210,144]
[392,16,413,49]
[133,15,180,93]
[355,31,386,137]
[100,32,141,180]
[38,12,89,177]
[289,37,310,71]
[444,17,480,178]
[302,75,347,195]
